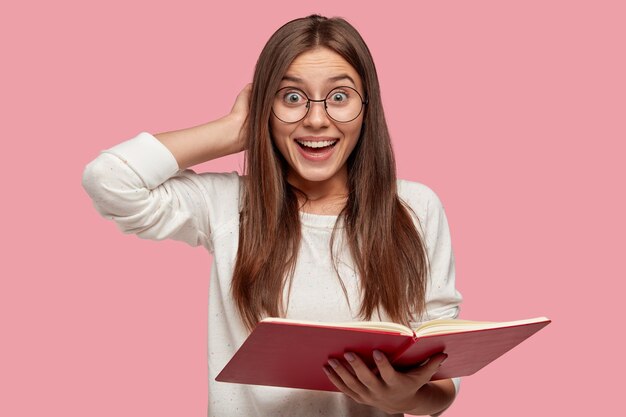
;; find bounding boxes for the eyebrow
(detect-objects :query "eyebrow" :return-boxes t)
[281,74,357,87]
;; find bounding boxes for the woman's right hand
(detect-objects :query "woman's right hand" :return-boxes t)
[154,83,253,169]
[225,83,252,154]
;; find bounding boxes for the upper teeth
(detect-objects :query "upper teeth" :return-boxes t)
[296,139,337,148]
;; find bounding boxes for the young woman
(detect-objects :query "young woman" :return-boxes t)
[83,14,462,417]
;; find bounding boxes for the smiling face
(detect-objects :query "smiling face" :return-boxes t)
[270,47,365,195]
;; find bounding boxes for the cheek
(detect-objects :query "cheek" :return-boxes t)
[269,120,291,159]
[342,120,364,158]
[269,118,290,143]
[346,120,364,144]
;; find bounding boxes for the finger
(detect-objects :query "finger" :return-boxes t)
[407,353,448,379]
[231,84,253,113]
[372,350,401,386]
[323,365,362,403]
[343,352,384,391]
[327,358,369,398]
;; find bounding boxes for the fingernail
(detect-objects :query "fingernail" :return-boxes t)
[373,350,384,362]
[343,352,355,362]
[328,359,340,368]
[322,366,331,376]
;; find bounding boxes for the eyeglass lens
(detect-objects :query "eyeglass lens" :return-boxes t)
[272,86,365,123]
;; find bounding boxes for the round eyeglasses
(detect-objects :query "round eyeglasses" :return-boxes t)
[271,86,367,123]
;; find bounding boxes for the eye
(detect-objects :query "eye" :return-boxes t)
[328,90,349,103]
[282,90,305,105]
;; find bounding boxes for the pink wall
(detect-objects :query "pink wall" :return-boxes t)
[2,1,624,415]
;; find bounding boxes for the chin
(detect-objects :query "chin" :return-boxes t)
[295,172,334,183]
[291,166,340,184]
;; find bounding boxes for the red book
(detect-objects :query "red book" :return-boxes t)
[216,316,551,391]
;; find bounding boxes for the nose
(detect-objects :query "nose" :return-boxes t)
[302,100,330,128]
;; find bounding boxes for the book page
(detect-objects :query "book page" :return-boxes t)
[413,317,550,337]
[261,317,414,336]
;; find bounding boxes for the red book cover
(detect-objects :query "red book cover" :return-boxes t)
[392,320,551,380]
[216,317,550,391]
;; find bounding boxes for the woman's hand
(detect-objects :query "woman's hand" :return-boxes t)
[155,83,252,169]
[225,83,252,154]
[323,351,452,415]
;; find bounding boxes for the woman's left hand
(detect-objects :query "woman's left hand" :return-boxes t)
[323,350,448,414]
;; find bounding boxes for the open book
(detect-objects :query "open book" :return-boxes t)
[216,316,551,391]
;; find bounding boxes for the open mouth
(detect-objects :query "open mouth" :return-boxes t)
[295,139,339,153]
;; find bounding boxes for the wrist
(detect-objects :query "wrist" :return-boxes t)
[404,381,455,416]
[403,383,435,415]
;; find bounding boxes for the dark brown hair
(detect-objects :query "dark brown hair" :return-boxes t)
[232,15,429,330]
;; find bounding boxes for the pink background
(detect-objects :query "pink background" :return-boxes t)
[2,0,624,415]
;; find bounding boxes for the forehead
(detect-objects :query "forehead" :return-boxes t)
[283,47,362,91]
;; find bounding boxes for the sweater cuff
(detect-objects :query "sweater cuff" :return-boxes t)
[451,377,461,394]
[103,131,180,189]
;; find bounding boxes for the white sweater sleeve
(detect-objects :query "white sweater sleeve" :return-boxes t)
[81,131,240,252]
[423,187,464,402]
[421,187,462,323]
[400,181,464,405]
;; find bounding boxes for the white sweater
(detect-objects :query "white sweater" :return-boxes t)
[82,132,463,417]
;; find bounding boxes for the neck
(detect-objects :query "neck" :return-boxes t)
[287,169,349,215]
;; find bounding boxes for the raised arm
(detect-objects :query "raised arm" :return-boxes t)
[154,84,251,169]
[82,84,251,249]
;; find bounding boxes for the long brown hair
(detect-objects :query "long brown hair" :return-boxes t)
[232,15,429,330]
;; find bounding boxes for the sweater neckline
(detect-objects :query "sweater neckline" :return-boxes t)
[298,211,343,229]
